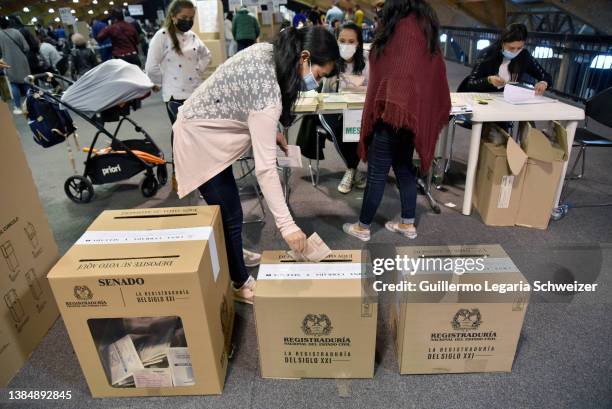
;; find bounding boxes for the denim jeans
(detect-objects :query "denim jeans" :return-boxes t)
[359,122,417,228]
[198,166,249,286]
[10,82,28,110]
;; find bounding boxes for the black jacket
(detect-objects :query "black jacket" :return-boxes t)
[71,46,98,77]
[459,44,553,92]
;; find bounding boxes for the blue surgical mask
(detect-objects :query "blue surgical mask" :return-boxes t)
[502,49,521,60]
[301,60,319,91]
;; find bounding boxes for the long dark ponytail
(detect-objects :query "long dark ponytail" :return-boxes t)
[372,0,440,58]
[164,0,195,56]
[273,26,340,127]
[336,22,366,76]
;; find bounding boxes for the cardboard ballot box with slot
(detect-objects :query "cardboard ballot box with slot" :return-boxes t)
[392,245,529,374]
[0,102,60,386]
[47,206,234,397]
[255,251,377,379]
[474,122,568,229]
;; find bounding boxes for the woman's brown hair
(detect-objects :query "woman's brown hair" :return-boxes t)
[164,0,195,55]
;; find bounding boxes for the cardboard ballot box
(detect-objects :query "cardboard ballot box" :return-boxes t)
[255,251,377,379]
[47,206,234,397]
[0,102,60,386]
[474,122,568,229]
[392,245,529,374]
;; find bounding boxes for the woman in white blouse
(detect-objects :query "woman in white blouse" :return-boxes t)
[145,0,211,126]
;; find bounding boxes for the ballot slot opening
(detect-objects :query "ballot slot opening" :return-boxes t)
[279,258,354,263]
[113,213,199,220]
[87,316,195,388]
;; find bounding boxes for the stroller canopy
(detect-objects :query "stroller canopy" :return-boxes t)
[61,59,154,114]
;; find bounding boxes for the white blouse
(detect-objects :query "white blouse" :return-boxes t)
[145,28,211,102]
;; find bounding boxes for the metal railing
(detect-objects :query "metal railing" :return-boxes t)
[440,26,612,102]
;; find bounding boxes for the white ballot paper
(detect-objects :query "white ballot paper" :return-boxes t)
[133,328,174,367]
[168,347,195,387]
[503,84,556,105]
[288,232,332,262]
[103,335,144,386]
[133,368,173,388]
[277,145,303,168]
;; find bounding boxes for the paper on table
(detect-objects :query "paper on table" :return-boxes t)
[503,84,556,105]
[287,232,331,262]
[103,335,144,386]
[168,347,195,387]
[133,368,173,388]
[277,145,303,168]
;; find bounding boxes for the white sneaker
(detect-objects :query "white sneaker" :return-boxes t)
[12,108,23,115]
[243,248,261,267]
[385,221,417,239]
[354,171,367,189]
[338,169,356,194]
[342,223,371,242]
[233,275,256,304]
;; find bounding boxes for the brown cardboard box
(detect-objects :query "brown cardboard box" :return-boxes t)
[516,122,568,229]
[474,122,568,229]
[0,102,60,386]
[393,245,529,374]
[473,133,527,226]
[47,206,234,397]
[193,0,227,66]
[255,251,377,379]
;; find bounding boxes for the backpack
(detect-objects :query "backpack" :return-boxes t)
[25,89,76,148]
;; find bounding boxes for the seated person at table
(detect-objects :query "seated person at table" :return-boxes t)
[296,22,369,193]
[459,23,552,96]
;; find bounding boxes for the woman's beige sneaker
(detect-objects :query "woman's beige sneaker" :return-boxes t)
[338,169,356,194]
[342,223,371,242]
[243,248,261,267]
[233,276,256,304]
[385,222,417,239]
[354,172,367,189]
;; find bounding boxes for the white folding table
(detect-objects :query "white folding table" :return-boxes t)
[459,97,585,216]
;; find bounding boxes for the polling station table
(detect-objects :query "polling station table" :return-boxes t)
[446,94,585,216]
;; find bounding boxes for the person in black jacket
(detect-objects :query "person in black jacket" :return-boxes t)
[460,23,552,95]
[70,33,98,78]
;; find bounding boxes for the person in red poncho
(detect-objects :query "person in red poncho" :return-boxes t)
[343,0,450,241]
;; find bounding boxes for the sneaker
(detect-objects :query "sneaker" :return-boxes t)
[338,169,356,194]
[12,108,23,115]
[243,248,261,267]
[354,171,367,189]
[343,223,371,242]
[385,221,417,239]
[233,275,256,304]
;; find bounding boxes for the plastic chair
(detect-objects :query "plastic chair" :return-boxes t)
[567,86,612,179]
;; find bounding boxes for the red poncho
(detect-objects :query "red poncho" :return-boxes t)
[358,15,451,172]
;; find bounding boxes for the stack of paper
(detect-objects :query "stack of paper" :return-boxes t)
[342,92,366,109]
[319,93,348,110]
[295,97,319,112]
[503,84,556,105]
[288,233,332,262]
[450,93,473,115]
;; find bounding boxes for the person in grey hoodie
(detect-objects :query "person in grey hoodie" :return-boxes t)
[0,16,30,114]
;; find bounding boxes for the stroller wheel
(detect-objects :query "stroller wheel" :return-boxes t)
[64,176,94,203]
[140,175,159,198]
[157,164,168,186]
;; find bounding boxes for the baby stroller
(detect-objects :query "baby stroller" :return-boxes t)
[25,60,168,203]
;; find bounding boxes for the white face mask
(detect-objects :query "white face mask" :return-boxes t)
[338,43,357,61]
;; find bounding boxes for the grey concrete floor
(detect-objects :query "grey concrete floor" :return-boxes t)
[2,61,612,409]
